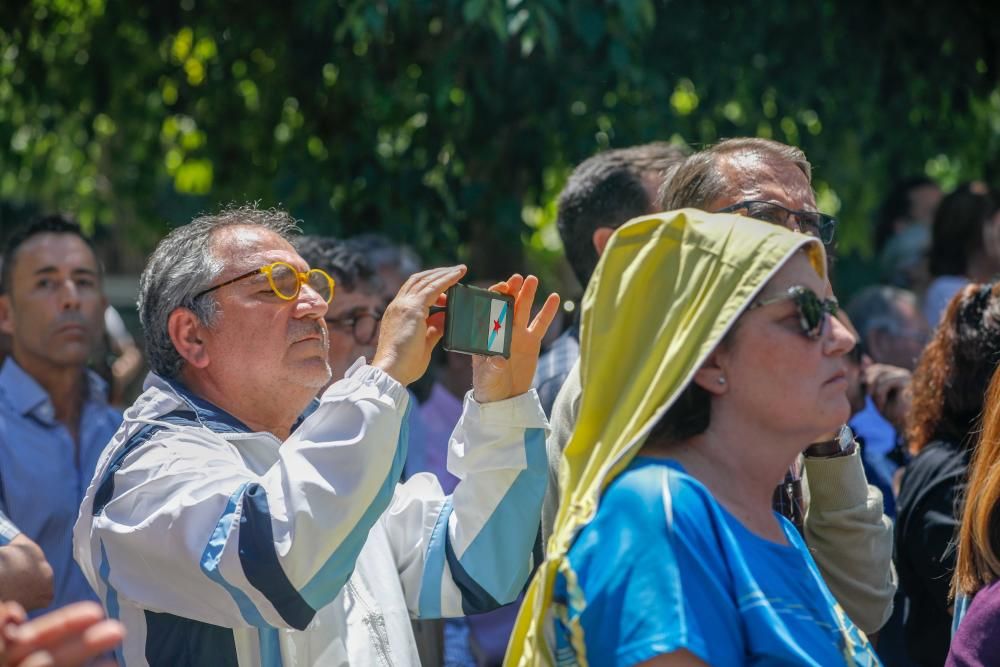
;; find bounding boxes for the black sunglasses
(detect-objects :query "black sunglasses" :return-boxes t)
[715,200,837,245]
[324,309,383,345]
[749,286,839,340]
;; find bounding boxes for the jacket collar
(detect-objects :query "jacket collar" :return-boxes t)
[0,357,107,425]
[144,373,318,435]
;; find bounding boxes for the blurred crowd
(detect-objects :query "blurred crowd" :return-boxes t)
[0,136,999,667]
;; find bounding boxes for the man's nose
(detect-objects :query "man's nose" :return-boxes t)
[59,279,82,310]
[295,282,329,319]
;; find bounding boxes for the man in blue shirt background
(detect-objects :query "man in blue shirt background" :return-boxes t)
[0,215,122,614]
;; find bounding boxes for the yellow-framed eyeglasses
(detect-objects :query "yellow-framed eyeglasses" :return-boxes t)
[194,261,335,303]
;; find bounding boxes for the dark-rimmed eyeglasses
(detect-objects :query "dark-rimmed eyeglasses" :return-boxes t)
[324,309,383,345]
[715,200,837,245]
[194,261,335,304]
[749,285,839,340]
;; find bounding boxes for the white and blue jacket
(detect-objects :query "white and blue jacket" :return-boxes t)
[73,360,548,666]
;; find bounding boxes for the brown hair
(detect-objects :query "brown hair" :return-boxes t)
[658,137,812,211]
[908,283,1000,456]
[952,361,1000,598]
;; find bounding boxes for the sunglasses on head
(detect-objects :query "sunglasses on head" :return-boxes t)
[749,285,839,340]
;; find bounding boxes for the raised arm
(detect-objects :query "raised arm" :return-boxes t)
[388,390,548,618]
[802,450,897,635]
[386,274,558,617]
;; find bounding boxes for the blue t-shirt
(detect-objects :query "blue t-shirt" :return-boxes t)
[551,457,880,667]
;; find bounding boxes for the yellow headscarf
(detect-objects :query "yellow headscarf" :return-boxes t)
[506,209,826,666]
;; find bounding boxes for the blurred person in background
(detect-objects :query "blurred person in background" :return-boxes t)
[0,216,121,615]
[846,285,930,516]
[925,182,1000,327]
[510,211,878,665]
[410,347,469,494]
[534,142,688,417]
[0,258,9,367]
[876,177,942,292]
[347,233,422,302]
[895,283,1000,667]
[296,236,386,382]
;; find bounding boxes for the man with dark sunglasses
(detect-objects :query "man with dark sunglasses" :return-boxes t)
[545,137,896,641]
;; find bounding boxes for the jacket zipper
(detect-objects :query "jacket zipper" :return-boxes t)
[346,579,394,667]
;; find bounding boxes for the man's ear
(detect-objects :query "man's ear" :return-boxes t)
[167,308,210,369]
[692,349,729,396]
[592,226,616,258]
[0,295,13,336]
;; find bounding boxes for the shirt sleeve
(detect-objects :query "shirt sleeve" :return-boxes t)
[558,469,728,667]
[0,507,19,545]
[78,363,410,631]
[802,449,897,634]
[385,389,549,619]
[540,359,582,549]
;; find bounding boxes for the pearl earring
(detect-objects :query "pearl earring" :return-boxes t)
[717,376,727,385]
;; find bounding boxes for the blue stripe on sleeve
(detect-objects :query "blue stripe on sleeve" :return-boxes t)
[297,400,412,610]
[450,427,547,612]
[200,482,274,629]
[258,627,282,666]
[417,497,454,618]
[99,541,126,667]
[238,484,317,630]
[445,530,502,614]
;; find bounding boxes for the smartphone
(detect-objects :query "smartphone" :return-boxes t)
[440,283,514,359]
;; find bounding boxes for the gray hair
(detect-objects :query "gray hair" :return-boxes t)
[658,137,812,211]
[138,204,300,378]
[846,285,919,341]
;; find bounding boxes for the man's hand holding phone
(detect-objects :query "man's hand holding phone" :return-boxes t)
[373,265,467,386]
[470,274,560,403]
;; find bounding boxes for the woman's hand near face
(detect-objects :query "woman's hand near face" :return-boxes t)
[472,274,560,404]
[864,363,912,432]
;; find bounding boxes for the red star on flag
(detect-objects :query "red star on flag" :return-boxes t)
[492,319,501,334]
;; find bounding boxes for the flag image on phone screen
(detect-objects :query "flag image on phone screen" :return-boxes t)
[441,284,514,358]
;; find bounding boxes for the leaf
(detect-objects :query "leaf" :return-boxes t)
[463,0,488,24]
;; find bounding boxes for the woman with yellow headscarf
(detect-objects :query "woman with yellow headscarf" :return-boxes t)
[507,210,880,666]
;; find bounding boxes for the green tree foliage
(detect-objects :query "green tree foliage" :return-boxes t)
[0,0,998,286]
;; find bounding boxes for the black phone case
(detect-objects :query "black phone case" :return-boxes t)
[441,284,514,359]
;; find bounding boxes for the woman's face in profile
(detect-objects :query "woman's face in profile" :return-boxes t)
[717,252,855,443]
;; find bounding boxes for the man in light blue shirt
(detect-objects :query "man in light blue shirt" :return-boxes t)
[0,216,122,614]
